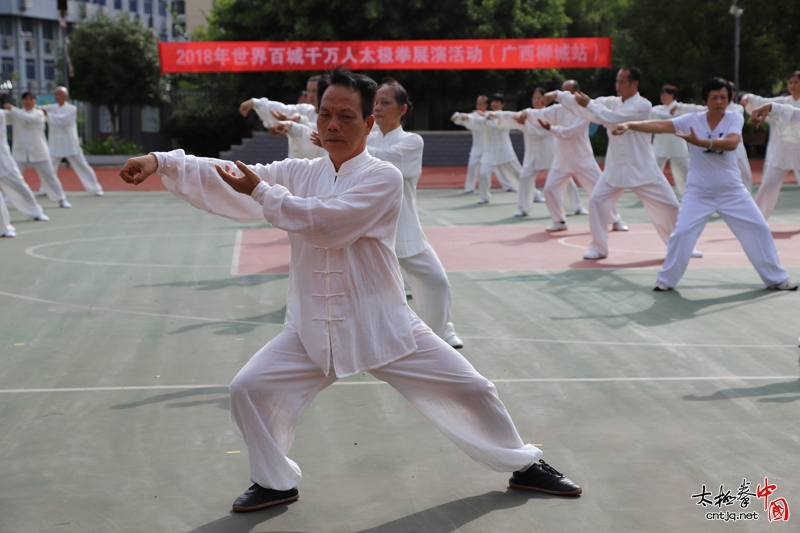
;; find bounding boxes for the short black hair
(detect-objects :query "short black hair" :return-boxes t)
[621,66,642,84]
[533,87,547,97]
[489,93,504,103]
[660,85,678,96]
[21,91,35,100]
[319,66,377,120]
[701,77,733,103]
[379,77,414,124]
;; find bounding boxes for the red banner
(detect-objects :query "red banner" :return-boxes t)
[159,38,611,74]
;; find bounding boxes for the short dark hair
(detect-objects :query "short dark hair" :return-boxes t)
[701,77,733,103]
[533,87,547,97]
[379,77,414,124]
[21,91,35,100]
[621,66,642,84]
[660,85,678,96]
[790,71,800,82]
[489,93,504,103]
[319,66,377,120]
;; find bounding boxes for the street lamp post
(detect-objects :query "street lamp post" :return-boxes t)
[730,1,744,91]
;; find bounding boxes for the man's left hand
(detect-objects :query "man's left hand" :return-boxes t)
[215,161,262,196]
[749,103,772,128]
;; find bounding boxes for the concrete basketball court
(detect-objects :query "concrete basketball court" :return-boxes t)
[2,176,799,532]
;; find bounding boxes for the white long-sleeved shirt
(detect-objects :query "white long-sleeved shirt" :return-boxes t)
[559,91,663,188]
[651,101,689,158]
[40,102,84,158]
[452,112,485,158]
[744,94,800,170]
[285,121,327,160]
[766,103,800,144]
[366,126,427,258]
[0,111,22,177]
[532,96,597,174]
[5,107,52,163]
[251,98,318,159]
[493,109,554,172]
[473,114,519,167]
[156,148,417,378]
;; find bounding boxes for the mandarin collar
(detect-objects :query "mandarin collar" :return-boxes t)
[376,125,405,141]
[324,148,371,176]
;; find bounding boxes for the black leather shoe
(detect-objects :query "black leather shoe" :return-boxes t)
[232,484,300,512]
[509,460,582,496]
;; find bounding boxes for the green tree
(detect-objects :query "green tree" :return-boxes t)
[66,12,165,142]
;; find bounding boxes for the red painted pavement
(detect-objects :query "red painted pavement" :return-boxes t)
[234,222,800,275]
[23,160,787,192]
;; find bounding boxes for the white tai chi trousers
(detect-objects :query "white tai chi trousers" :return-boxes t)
[544,164,621,225]
[464,152,481,193]
[657,187,788,288]
[656,156,689,196]
[0,191,13,235]
[755,165,794,220]
[54,154,103,195]
[517,167,582,215]
[229,315,542,491]
[736,145,753,193]
[0,170,46,219]
[19,160,67,203]
[588,177,679,257]
[398,243,457,342]
[478,160,520,202]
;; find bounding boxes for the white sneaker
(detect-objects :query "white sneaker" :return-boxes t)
[1,230,16,238]
[59,199,72,208]
[583,250,607,260]
[533,194,545,202]
[35,189,48,197]
[546,222,568,232]
[612,221,629,231]
[506,188,518,193]
[464,189,474,194]
[33,213,50,221]
[653,280,671,291]
[95,191,104,197]
[513,209,528,217]
[446,334,464,349]
[767,279,798,291]
[691,249,703,258]
[477,198,490,205]
[574,207,589,215]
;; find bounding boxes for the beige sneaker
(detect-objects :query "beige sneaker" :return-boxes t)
[767,279,798,291]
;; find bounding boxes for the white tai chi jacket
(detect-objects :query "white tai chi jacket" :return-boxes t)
[452,112,485,160]
[559,91,663,187]
[251,98,319,159]
[766,103,800,144]
[651,102,689,159]
[473,114,518,168]
[5,107,52,163]
[40,102,84,158]
[285,122,327,160]
[494,110,554,171]
[531,97,596,173]
[156,149,416,378]
[0,111,22,177]
[366,126,427,258]
[743,94,800,170]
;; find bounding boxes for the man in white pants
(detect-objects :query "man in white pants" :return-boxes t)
[120,67,581,512]
[613,77,795,291]
[652,85,690,195]
[741,71,800,219]
[474,94,520,204]
[451,95,488,194]
[557,67,688,260]
[41,86,103,196]
[4,93,70,208]
[536,80,624,232]
[0,104,49,224]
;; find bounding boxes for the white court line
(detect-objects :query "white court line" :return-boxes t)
[0,375,797,394]
[556,232,745,255]
[230,228,243,276]
[0,290,281,327]
[461,336,795,348]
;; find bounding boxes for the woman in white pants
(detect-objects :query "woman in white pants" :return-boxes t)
[0,105,48,222]
[613,78,795,291]
[652,85,690,195]
[367,79,464,348]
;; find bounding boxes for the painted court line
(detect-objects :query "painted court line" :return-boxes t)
[0,375,797,394]
[230,228,243,276]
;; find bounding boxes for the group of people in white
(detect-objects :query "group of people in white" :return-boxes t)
[0,86,102,239]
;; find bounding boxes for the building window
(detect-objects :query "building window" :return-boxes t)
[43,24,55,41]
[44,60,55,80]
[26,58,35,80]
[144,0,152,14]
[96,0,107,5]
[114,0,122,8]
[129,0,138,12]
[21,20,34,35]
[0,19,13,36]
[171,1,185,15]
[158,0,166,16]
[1,57,14,77]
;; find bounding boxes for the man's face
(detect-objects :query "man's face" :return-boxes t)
[705,88,730,114]
[307,80,318,109]
[490,99,504,111]
[55,88,68,105]
[789,75,800,99]
[476,96,488,111]
[317,84,374,162]
[615,69,638,99]
[22,95,36,110]
[532,91,544,109]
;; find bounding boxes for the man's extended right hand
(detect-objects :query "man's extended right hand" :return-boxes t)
[120,154,158,185]
[239,99,254,117]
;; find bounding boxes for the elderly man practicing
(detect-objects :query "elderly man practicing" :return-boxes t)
[120,67,581,513]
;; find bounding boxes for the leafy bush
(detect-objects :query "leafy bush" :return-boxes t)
[166,89,251,157]
[83,137,143,155]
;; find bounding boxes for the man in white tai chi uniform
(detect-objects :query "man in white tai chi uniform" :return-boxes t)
[0,100,49,228]
[493,88,585,217]
[613,77,796,291]
[4,92,70,208]
[741,71,800,219]
[557,67,687,260]
[473,94,520,204]
[451,95,488,194]
[536,80,624,232]
[651,85,690,196]
[119,67,581,513]
[41,86,103,196]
